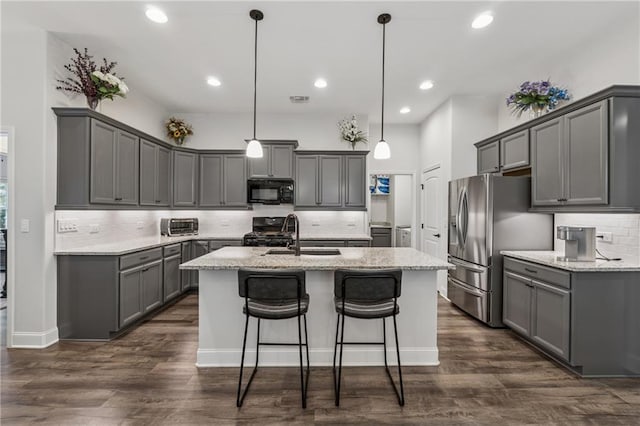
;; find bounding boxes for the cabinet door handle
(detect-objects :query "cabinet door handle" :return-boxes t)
[494,166,499,171]
[139,256,149,260]
[142,267,150,272]
[115,197,123,201]
[432,233,441,238]
[155,200,161,203]
[524,267,537,274]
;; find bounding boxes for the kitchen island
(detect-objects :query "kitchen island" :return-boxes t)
[180,247,453,367]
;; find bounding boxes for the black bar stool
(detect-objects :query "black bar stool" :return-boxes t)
[237,268,310,408]
[333,269,404,406]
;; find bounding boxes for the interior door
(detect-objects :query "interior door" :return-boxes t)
[422,167,445,294]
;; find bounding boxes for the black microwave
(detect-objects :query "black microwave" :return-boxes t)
[247,179,294,204]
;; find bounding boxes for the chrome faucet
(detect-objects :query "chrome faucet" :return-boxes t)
[282,213,300,256]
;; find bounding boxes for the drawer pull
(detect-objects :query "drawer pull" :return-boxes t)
[139,256,149,260]
[524,267,538,274]
[115,197,123,201]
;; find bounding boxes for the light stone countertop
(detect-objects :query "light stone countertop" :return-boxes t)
[54,233,372,256]
[501,250,640,272]
[180,247,454,271]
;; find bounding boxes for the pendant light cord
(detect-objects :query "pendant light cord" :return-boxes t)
[253,16,258,140]
[380,20,386,142]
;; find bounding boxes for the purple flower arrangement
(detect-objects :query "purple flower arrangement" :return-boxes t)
[506,80,570,117]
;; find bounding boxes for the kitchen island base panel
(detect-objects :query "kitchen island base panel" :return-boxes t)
[196,270,439,367]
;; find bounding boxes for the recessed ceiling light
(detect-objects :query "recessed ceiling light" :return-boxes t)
[145,6,168,24]
[471,12,493,29]
[400,106,411,114]
[419,80,434,90]
[314,78,328,88]
[207,76,221,87]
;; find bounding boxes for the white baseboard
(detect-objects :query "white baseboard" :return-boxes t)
[197,347,439,367]
[11,327,59,348]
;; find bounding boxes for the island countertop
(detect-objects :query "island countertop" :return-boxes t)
[181,247,454,271]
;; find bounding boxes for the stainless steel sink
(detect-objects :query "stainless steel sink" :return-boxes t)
[263,248,341,256]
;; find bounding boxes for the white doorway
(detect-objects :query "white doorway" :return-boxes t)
[0,127,13,348]
[368,171,417,248]
[421,165,446,295]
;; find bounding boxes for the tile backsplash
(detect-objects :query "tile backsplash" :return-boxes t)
[55,206,367,250]
[554,213,640,260]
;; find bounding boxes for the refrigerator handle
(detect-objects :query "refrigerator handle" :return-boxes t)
[460,188,469,246]
[455,189,464,248]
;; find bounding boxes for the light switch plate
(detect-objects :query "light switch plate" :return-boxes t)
[21,219,30,233]
[89,224,100,234]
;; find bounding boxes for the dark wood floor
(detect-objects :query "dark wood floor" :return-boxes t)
[1,294,639,425]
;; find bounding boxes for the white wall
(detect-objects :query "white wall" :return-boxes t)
[498,14,640,132]
[170,112,368,151]
[0,27,168,347]
[450,95,499,180]
[368,123,420,173]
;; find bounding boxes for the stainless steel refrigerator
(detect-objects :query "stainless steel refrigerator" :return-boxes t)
[448,174,553,327]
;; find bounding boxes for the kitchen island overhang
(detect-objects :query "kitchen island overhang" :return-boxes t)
[181,247,453,367]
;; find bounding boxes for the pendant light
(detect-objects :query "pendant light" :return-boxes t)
[246,9,264,158]
[374,13,391,160]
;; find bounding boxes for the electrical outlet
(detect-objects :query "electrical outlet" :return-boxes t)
[89,224,100,234]
[596,231,613,243]
[136,221,144,230]
[57,219,78,233]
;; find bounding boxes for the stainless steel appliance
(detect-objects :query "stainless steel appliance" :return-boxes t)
[448,175,553,327]
[395,226,411,247]
[556,226,596,261]
[247,179,294,204]
[160,218,198,236]
[242,216,294,247]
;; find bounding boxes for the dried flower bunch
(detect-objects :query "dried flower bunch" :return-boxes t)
[338,115,368,149]
[506,80,570,117]
[166,117,194,145]
[56,48,129,107]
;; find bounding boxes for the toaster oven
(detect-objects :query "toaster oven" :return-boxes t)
[160,218,199,236]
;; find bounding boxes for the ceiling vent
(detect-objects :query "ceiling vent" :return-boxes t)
[289,96,310,104]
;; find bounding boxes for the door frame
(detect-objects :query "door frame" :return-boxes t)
[367,170,417,248]
[1,126,15,347]
[421,163,447,296]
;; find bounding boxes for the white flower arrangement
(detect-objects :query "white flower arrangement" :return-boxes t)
[91,70,129,99]
[338,115,368,149]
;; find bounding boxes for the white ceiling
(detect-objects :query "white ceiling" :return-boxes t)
[3,1,637,123]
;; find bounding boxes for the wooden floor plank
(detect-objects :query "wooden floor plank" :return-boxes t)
[2,294,639,424]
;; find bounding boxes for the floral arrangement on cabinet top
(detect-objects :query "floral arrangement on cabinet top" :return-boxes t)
[166,117,194,145]
[506,80,570,118]
[56,48,129,110]
[338,115,368,150]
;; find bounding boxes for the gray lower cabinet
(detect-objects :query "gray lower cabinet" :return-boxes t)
[500,130,529,171]
[119,259,163,329]
[181,242,192,292]
[371,227,392,247]
[199,154,247,207]
[503,260,571,362]
[141,261,163,314]
[163,254,181,302]
[531,100,608,207]
[209,240,242,251]
[248,142,295,179]
[140,140,171,206]
[173,151,198,207]
[90,120,139,205]
[295,152,366,209]
[346,240,371,247]
[477,141,500,174]
[500,257,640,378]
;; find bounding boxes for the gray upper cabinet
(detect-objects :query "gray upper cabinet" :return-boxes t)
[532,101,608,207]
[248,142,295,179]
[199,154,223,207]
[295,155,320,207]
[295,152,366,210]
[173,151,198,207]
[531,117,564,206]
[477,141,500,174]
[344,155,366,208]
[500,130,530,171]
[199,154,247,207]
[223,154,247,206]
[318,156,342,207]
[90,120,139,205]
[140,140,171,206]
